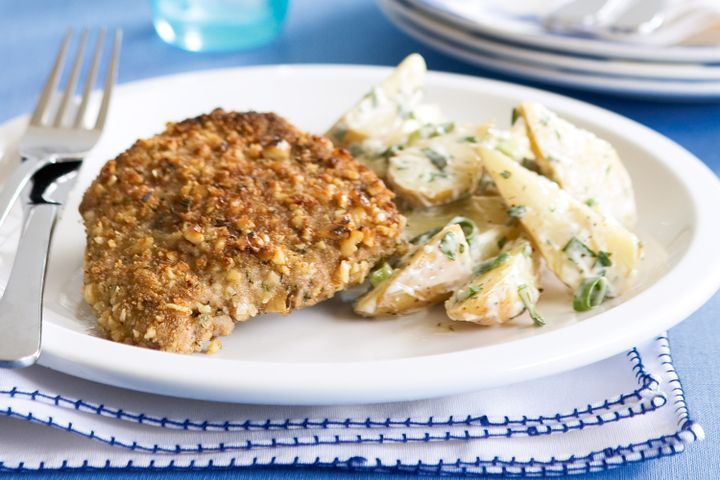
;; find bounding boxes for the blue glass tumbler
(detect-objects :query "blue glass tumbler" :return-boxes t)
[150,0,289,52]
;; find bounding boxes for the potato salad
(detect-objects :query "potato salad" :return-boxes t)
[327,54,642,327]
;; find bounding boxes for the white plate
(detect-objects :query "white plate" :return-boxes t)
[391,0,720,81]
[409,0,720,64]
[382,2,720,100]
[1,65,719,405]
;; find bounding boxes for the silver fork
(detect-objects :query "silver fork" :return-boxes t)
[0,29,121,368]
[0,29,120,232]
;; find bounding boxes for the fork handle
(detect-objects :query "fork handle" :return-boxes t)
[0,202,58,368]
[0,156,49,230]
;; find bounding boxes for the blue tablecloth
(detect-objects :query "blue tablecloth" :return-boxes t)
[1,0,718,478]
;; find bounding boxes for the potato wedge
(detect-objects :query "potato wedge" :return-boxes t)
[445,239,542,325]
[480,147,642,297]
[325,54,442,177]
[354,224,472,316]
[518,101,637,227]
[386,125,486,207]
[404,195,520,263]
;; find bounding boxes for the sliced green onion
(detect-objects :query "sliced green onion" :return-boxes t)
[597,251,613,267]
[573,276,608,312]
[518,284,545,326]
[562,237,596,259]
[476,252,509,275]
[369,262,393,287]
[448,216,478,243]
[511,107,520,125]
[409,226,441,245]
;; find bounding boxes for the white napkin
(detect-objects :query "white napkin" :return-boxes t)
[0,335,703,476]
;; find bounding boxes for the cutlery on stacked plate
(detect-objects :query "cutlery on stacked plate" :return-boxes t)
[0,29,121,368]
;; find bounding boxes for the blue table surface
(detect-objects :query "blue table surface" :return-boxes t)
[1,0,718,478]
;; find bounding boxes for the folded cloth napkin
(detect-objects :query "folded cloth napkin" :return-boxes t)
[0,335,703,477]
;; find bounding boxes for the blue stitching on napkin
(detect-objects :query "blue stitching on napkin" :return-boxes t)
[0,344,662,433]
[0,336,701,476]
[0,341,667,453]
[0,433,690,476]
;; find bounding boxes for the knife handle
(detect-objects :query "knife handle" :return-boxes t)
[0,203,58,368]
[0,156,49,231]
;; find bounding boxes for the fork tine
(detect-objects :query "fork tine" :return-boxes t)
[94,29,122,131]
[30,30,72,126]
[73,29,105,128]
[53,29,88,127]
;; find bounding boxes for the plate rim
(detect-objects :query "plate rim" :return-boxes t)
[381,1,720,99]
[405,0,720,64]
[389,0,720,81]
[1,64,717,405]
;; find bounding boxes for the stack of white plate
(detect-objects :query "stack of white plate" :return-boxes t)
[379,0,720,100]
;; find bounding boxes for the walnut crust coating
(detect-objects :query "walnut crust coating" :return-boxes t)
[80,110,404,353]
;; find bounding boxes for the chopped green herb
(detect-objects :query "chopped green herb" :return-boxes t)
[427,171,449,182]
[511,107,520,125]
[597,251,613,267]
[409,123,455,143]
[348,144,364,157]
[422,147,448,170]
[449,216,478,242]
[476,252,510,275]
[573,276,608,312]
[369,262,393,287]
[380,144,404,159]
[507,205,527,219]
[463,284,483,301]
[563,237,596,259]
[518,284,545,326]
[585,198,597,207]
[499,170,512,179]
[461,136,478,143]
[409,226,441,245]
[398,104,416,120]
[439,231,460,260]
[332,128,347,142]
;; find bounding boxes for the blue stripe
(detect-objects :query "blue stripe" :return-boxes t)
[0,341,660,433]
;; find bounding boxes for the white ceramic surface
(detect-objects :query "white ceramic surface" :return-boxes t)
[382,2,720,100]
[0,65,719,405]
[409,0,720,64]
[391,0,720,81]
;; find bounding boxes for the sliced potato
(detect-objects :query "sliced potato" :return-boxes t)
[445,239,541,325]
[404,195,520,264]
[325,54,442,177]
[480,147,642,296]
[386,124,486,207]
[354,224,472,316]
[518,101,637,226]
